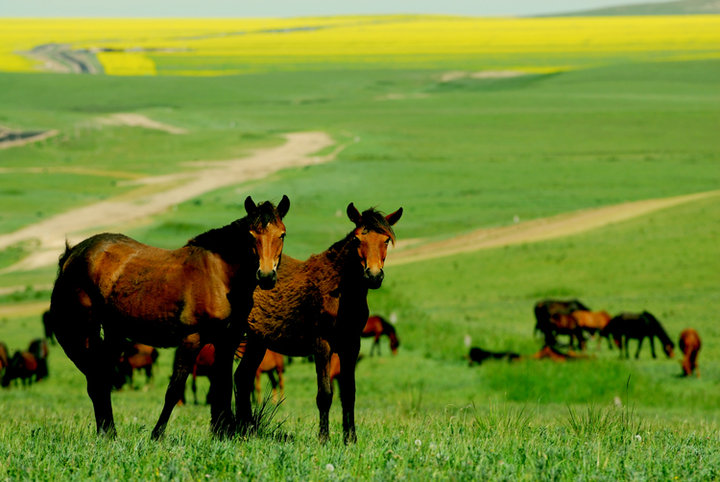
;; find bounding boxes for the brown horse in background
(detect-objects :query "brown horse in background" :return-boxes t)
[28,338,49,381]
[48,195,289,439]
[234,203,402,444]
[600,311,674,359]
[548,312,586,350]
[183,343,285,405]
[534,299,590,348]
[113,343,159,390]
[1,351,39,387]
[572,310,612,348]
[679,328,701,377]
[361,315,399,356]
[0,342,9,380]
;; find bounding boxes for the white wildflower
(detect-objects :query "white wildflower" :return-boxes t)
[415,439,422,447]
[325,463,335,472]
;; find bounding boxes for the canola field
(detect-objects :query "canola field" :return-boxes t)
[1,15,720,76]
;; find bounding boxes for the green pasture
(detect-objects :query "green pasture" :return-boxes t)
[1,54,719,478]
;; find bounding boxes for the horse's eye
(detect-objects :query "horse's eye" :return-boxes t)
[280,233,286,240]
[384,238,391,245]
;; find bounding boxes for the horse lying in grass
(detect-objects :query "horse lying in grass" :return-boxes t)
[679,328,701,377]
[49,195,289,439]
[235,203,402,444]
[467,347,520,365]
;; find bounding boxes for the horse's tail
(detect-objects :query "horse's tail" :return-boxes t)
[56,240,73,276]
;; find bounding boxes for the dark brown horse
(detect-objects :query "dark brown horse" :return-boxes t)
[679,328,701,377]
[48,195,289,438]
[534,299,590,348]
[600,311,675,359]
[361,315,399,356]
[0,342,9,380]
[234,203,402,443]
[28,338,49,381]
[113,343,159,390]
[1,351,39,387]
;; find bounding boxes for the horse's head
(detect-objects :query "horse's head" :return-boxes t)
[245,195,290,290]
[663,342,675,358]
[346,203,403,289]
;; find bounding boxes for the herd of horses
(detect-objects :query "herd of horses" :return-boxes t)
[469,299,701,375]
[0,338,49,387]
[38,195,403,443]
[3,194,702,444]
[532,299,700,374]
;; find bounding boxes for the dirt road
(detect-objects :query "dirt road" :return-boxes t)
[0,131,337,273]
[388,189,720,266]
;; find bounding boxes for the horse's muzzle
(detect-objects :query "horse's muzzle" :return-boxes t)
[364,268,384,289]
[256,269,278,290]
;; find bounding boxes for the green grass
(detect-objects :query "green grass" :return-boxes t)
[0,55,719,478]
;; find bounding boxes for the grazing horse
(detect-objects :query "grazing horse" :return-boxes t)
[42,310,56,344]
[361,315,400,356]
[600,311,675,359]
[234,203,402,444]
[0,342,9,379]
[467,347,520,365]
[28,338,49,381]
[48,195,289,438]
[113,343,159,390]
[2,351,39,387]
[679,328,701,377]
[572,310,612,348]
[548,312,586,350]
[534,299,590,347]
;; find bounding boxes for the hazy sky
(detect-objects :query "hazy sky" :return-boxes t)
[2,0,661,17]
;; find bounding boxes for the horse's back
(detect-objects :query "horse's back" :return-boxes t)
[679,328,701,352]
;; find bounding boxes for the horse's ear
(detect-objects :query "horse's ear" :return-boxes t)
[277,195,290,219]
[244,196,257,214]
[347,202,362,225]
[386,207,403,226]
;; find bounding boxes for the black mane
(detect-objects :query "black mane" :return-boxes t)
[187,201,281,259]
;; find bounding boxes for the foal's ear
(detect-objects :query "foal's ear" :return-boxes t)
[244,196,257,214]
[277,195,290,219]
[386,207,403,226]
[347,202,362,225]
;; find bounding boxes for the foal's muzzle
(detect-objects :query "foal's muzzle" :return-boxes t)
[364,268,384,289]
[256,269,278,290]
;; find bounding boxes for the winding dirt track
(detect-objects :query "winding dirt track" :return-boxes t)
[387,189,720,266]
[0,131,337,273]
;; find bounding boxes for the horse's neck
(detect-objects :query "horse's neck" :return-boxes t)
[324,237,365,293]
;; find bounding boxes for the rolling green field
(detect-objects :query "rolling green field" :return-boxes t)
[1,17,720,479]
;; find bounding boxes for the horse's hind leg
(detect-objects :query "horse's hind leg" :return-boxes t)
[50,297,117,437]
[152,340,197,440]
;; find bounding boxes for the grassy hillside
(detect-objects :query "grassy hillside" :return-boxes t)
[561,0,720,16]
[1,17,719,479]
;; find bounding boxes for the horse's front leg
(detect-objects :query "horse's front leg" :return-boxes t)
[337,342,361,444]
[152,338,198,440]
[313,340,333,443]
[233,340,266,433]
[649,336,657,359]
[210,335,241,437]
[86,338,120,437]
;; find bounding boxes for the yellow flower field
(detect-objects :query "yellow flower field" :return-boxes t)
[0,15,719,76]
